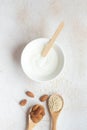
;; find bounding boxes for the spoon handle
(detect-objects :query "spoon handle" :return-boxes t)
[27,123,32,130]
[27,124,33,130]
[52,118,57,130]
[27,118,35,130]
[28,127,32,130]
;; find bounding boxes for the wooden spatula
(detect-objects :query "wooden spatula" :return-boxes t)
[41,22,64,57]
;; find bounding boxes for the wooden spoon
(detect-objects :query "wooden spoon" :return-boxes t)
[27,108,36,130]
[41,22,64,57]
[48,94,64,130]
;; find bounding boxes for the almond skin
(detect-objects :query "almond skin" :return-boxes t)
[25,91,34,98]
[40,95,49,102]
[19,99,27,106]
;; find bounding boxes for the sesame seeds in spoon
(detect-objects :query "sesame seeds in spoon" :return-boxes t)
[48,94,64,130]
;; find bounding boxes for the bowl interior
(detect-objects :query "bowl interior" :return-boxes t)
[21,38,64,82]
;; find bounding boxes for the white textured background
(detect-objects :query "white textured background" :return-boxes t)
[0,0,87,130]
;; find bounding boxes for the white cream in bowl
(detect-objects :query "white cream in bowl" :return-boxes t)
[21,38,64,82]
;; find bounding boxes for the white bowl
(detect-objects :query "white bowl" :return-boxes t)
[21,38,64,82]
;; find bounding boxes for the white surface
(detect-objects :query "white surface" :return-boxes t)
[0,0,87,130]
[21,38,64,81]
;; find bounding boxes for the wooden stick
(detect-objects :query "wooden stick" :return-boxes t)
[42,22,64,57]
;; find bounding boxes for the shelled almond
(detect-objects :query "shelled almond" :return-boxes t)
[39,95,49,102]
[19,99,27,106]
[25,91,34,98]
[30,104,45,123]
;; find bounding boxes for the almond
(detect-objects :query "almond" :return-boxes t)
[40,95,49,102]
[34,106,45,117]
[32,104,39,111]
[26,91,34,98]
[42,110,45,116]
[31,117,39,123]
[19,99,27,106]
[37,114,43,121]
[30,111,35,117]
[34,107,42,116]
